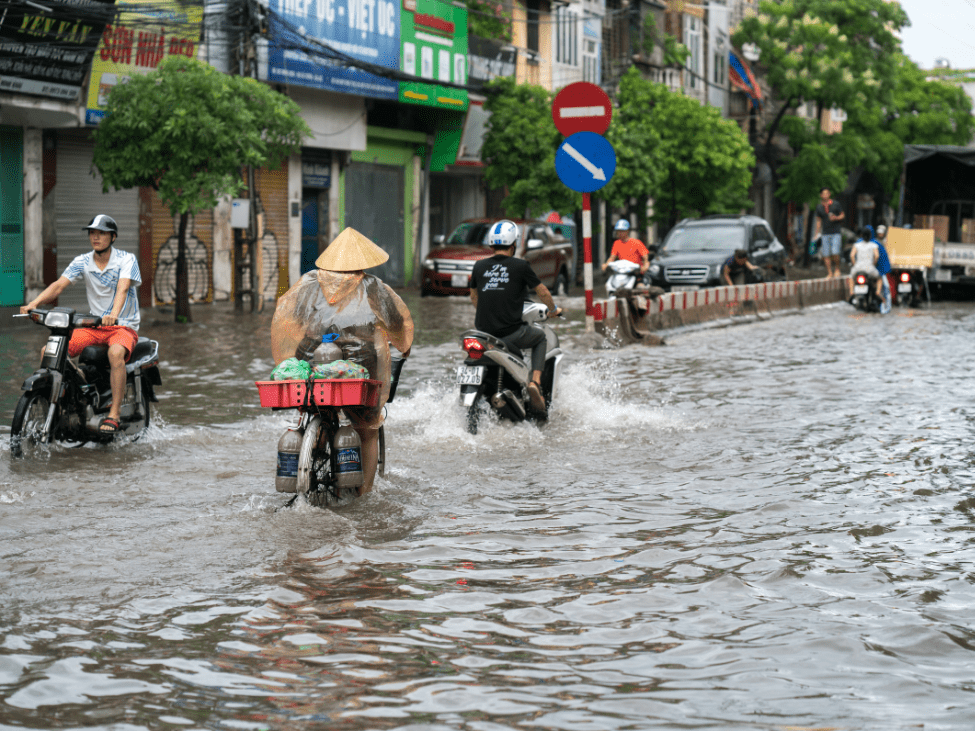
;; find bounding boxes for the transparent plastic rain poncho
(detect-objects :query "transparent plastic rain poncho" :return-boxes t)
[270,269,414,430]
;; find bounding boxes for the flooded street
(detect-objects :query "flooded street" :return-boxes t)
[2,295,974,730]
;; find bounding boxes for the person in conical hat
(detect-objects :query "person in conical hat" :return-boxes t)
[271,227,414,495]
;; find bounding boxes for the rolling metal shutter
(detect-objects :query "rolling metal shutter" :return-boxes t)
[55,131,138,313]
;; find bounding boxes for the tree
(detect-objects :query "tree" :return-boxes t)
[93,56,309,322]
[604,69,754,230]
[481,76,578,218]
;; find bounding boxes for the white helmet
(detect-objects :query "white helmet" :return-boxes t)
[488,219,519,248]
[614,218,631,232]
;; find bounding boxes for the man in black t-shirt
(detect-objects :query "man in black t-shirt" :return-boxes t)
[469,220,563,411]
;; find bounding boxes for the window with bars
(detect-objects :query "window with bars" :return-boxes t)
[555,6,578,66]
[526,0,540,54]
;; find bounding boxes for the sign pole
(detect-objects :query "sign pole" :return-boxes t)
[582,192,594,333]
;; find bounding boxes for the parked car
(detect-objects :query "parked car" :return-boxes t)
[421,218,574,297]
[646,215,787,290]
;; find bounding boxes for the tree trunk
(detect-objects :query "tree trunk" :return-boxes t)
[175,211,191,323]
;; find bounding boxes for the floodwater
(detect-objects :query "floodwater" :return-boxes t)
[1,294,974,731]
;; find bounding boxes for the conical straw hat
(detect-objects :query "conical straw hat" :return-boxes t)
[315,228,389,271]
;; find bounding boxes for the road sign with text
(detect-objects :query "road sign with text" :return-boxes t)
[552,82,612,136]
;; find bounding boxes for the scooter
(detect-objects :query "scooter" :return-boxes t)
[605,259,643,297]
[850,273,884,313]
[10,307,161,457]
[457,303,564,435]
[892,268,926,307]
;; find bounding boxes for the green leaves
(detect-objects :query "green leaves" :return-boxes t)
[92,56,310,217]
[482,69,754,225]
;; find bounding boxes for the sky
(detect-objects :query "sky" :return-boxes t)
[897,0,975,70]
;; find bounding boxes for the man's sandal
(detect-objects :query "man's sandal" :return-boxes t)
[99,417,121,434]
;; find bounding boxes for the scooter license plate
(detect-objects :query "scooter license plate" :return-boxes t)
[451,274,469,288]
[898,283,912,293]
[853,284,868,295]
[456,365,484,385]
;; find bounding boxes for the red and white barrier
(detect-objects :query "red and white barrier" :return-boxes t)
[592,276,848,329]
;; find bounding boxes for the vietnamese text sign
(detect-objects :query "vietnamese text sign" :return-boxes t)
[0,0,115,100]
[264,0,400,99]
[399,0,467,110]
[85,0,202,125]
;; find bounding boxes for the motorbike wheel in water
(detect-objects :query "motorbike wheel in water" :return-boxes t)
[296,415,359,507]
[377,425,386,478]
[131,390,151,441]
[466,394,485,435]
[10,393,51,458]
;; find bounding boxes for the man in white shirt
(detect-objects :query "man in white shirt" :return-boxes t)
[20,215,142,434]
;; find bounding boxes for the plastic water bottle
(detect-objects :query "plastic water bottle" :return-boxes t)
[275,428,302,493]
[312,333,342,367]
[332,425,363,490]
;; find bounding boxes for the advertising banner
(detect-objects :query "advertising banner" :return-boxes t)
[85,0,202,124]
[399,0,467,110]
[0,0,115,100]
[263,0,400,100]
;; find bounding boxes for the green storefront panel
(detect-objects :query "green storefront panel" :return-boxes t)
[399,0,468,112]
[0,126,24,306]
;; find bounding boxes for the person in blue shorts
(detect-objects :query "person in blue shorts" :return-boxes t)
[815,187,845,279]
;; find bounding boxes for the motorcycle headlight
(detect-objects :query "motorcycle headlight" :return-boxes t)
[44,311,70,329]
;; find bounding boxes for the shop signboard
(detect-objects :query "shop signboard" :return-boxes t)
[85,0,202,125]
[399,0,467,110]
[0,0,115,100]
[263,0,400,100]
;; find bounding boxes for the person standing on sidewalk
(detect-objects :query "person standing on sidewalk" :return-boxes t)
[814,188,845,279]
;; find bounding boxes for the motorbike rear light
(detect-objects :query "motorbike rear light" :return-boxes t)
[463,338,485,360]
[855,274,867,285]
[900,272,910,283]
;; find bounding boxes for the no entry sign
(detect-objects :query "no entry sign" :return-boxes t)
[552,82,612,136]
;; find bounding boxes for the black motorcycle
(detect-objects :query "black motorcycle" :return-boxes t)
[10,307,161,457]
[850,273,884,313]
[458,303,564,435]
[892,268,926,307]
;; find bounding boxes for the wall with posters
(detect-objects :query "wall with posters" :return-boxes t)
[85,0,203,125]
[399,0,468,111]
[262,0,400,99]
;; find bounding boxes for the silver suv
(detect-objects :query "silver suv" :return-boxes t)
[646,215,787,290]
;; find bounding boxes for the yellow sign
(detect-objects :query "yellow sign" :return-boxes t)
[85,0,202,125]
[886,227,935,269]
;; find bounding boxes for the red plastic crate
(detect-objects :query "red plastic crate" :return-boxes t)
[255,379,381,408]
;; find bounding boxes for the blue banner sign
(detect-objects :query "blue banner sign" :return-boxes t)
[263,0,400,99]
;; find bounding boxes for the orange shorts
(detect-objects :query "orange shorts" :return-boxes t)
[67,326,139,361]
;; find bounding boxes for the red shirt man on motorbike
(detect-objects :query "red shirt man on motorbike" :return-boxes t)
[602,219,650,274]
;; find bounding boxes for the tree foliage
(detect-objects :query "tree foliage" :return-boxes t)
[481,76,577,218]
[604,69,755,229]
[463,0,511,42]
[482,69,754,228]
[93,56,309,321]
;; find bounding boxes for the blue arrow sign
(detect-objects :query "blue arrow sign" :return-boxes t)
[555,131,616,193]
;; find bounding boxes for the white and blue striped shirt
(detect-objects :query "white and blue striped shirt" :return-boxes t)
[62,248,142,331]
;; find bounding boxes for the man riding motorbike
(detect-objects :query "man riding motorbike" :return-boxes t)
[469,220,563,413]
[602,219,650,277]
[19,214,141,434]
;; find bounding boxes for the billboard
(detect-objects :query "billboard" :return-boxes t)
[0,0,115,100]
[399,0,467,110]
[85,0,203,125]
[263,0,400,100]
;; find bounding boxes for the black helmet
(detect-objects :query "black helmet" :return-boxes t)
[83,214,118,235]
